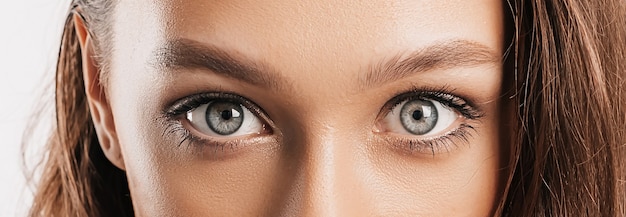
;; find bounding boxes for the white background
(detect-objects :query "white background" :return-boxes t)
[0,1,71,216]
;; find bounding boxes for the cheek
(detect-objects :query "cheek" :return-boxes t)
[104,0,504,215]
[108,77,501,217]
[106,77,169,215]
[107,73,289,216]
[365,106,501,216]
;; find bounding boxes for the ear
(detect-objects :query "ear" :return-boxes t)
[74,13,126,171]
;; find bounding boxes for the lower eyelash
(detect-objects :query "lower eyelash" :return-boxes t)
[159,114,276,158]
[159,120,476,155]
[162,118,475,157]
[159,115,236,151]
[383,123,476,156]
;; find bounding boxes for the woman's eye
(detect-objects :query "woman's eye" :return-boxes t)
[382,98,460,136]
[185,100,265,137]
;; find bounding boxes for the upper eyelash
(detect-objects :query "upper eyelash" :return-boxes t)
[384,86,484,120]
[164,92,267,119]
[160,92,271,149]
[162,88,481,154]
[376,86,483,155]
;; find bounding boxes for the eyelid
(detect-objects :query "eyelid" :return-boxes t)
[164,92,276,140]
[383,98,463,137]
[376,123,476,156]
[185,101,267,137]
[379,87,483,121]
[375,87,482,155]
[165,92,272,123]
[161,92,277,152]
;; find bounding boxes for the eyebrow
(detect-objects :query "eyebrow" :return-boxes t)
[151,39,500,91]
[151,38,286,90]
[362,40,501,88]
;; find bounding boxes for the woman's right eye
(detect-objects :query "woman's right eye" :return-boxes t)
[185,100,266,137]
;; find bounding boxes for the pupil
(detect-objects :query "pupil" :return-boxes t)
[220,110,233,120]
[412,109,423,120]
[399,99,438,136]
[205,101,245,136]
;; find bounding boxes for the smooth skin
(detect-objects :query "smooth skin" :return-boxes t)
[77,0,505,216]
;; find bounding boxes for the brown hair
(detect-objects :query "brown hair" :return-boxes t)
[501,0,626,216]
[25,0,625,216]
[25,1,130,217]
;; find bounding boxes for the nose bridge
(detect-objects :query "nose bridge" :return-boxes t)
[284,117,369,217]
[300,127,339,216]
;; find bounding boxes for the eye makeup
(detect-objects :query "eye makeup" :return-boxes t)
[375,86,484,156]
[380,86,483,121]
[160,92,274,155]
[376,123,478,156]
[159,86,484,157]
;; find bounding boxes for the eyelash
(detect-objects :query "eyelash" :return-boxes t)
[382,87,483,120]
[161,92,270,151]
[378,86,483,155]
[160,87,483,155]
[382,124,476,156]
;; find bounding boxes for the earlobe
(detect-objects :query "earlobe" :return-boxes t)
[73,13,126,171]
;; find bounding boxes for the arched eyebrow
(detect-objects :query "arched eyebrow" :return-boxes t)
[150,38,287,90]
[151,38,500,91]
[362,40,501,89]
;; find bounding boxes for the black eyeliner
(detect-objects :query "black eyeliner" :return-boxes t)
[379,86,483,155]
[385,86,484,120]
[160,92,272,150]
[166,93,249,116]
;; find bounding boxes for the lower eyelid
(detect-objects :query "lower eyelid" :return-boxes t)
[164,118,279,156]
[374,122,476,156]
[180,117,263,140]
[378,112,467,137]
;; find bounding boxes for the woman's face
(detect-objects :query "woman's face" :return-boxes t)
[101,0,504,216]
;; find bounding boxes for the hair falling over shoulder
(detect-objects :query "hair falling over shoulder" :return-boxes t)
[500,0,626,216]
[24,0,625,216]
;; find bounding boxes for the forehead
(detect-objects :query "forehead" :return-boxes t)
[111,0,503,92]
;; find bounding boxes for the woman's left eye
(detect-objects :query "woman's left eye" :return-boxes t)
[381,98,460,136]
[185,100,265,137]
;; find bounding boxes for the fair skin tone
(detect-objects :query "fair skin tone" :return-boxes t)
[77,0,504,216]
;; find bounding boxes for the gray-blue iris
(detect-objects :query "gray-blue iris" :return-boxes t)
[206,101,244,135]
[400,99,438,135]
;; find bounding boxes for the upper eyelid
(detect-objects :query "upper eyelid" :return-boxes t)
[379,90,482,120]
[165,89,479,128]
[381,92,449,113]
[164,92,269,120]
